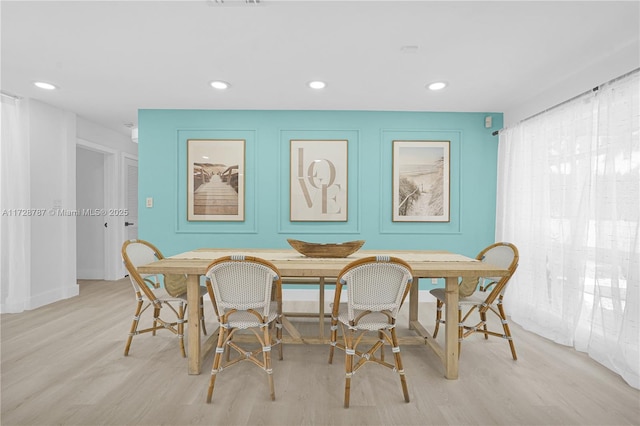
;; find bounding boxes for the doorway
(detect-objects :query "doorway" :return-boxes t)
[76,146,106,279]
[76,139,128,281]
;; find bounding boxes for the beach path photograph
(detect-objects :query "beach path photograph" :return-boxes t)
[393,140,450,222]
[187,139,245,221]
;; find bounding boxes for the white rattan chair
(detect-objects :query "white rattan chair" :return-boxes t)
[204,255,283,403]
[121,239,208,357]
[430,242,520,359]
[328,256,413,408]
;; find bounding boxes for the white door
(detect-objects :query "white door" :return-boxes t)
[124,157,138,240]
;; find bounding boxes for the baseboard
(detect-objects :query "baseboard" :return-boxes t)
[24,283,80,310]
[77,269,104,280]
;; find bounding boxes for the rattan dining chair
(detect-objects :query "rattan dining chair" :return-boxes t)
[328,256,413,408]
[430,242,520,359]
[121,239,208,357]
[204,255,283,403]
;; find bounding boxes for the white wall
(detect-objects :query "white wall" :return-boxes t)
[0,99,138,313]
[27,99,78,308]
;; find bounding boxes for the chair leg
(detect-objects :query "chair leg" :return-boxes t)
[207,326,228,403]
[178,301,186,358]
[433,300,443,338]
[124,298,143,356]
[225,335,232,362]
[275,317,283,361]
[263,323,276,401]
[344,329,354,408]
[378,330,385,362]
[200,297,207,336]
[497,302,517,360]
[328,315,338,364]
[390,327,409,403]
[152,306,160,336]
[277,292,284,361]
[458,306,463,359]
[480,311,488,339]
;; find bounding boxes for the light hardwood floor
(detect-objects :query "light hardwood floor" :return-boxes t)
[1,279,638,426]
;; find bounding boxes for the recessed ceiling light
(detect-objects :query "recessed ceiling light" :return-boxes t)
[400,45,419,53]
[34,81,57,90]
[427,81,448,91]
[308,81,327,90]
[210,80,230,90]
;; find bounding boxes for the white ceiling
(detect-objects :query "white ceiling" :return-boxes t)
[2,1,639,136]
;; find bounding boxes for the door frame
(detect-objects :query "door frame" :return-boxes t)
[76,138,120,280]
[120,153,138,278]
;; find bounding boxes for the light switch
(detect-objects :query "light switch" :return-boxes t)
[146,197,153,208]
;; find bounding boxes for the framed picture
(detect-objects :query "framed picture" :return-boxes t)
[187,139,245,221]
[392,140,450,222]
[290,139,348,221]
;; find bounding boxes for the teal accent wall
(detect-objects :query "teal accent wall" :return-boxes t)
[138,109,502,288]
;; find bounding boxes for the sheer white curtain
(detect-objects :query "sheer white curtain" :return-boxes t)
[1,94,30,313]
[496,70,639,389]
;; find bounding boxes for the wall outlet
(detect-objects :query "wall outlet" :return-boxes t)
[431,278,438,284]
[146,197,153,208]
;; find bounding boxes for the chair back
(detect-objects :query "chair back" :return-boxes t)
[338,256,413,322]
[206,255,281,318]
[121,239,164,294]
[476,242,519,301]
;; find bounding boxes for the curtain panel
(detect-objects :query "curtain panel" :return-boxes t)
[0,95,30,313]
[496,70,639,389]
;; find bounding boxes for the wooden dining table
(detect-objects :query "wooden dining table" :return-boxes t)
[137,248,508,379]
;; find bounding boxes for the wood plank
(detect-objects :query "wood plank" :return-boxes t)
[1,279,638,426]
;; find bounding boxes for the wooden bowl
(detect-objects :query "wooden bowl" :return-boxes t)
[287,239,365,258]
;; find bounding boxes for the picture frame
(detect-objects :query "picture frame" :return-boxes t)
[290,139,348,221]
[187,139,245,221]
[392,140,450,222]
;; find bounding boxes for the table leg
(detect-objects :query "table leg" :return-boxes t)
[408,277,418,330]
[186,274,201,375]
[444,276,459,379]
[319,277,325,339]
